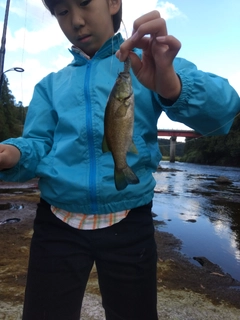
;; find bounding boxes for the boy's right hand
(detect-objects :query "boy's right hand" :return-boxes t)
[0,144,21,170]
[116,10,181,101]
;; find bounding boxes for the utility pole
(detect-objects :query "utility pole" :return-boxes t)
[0,0,11,95]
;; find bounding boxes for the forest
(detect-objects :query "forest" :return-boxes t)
[0,75,240,167]
[0,77,27,141]
[182,114,240,167]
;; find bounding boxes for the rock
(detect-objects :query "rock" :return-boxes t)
[0,203,11,210]
[193,256,225,274]
[215,176,232,185]
[186,219,197,223]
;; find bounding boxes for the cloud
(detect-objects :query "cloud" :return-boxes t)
[121,0,184,36]
[8,24,68,54]
[10,0,50,20]
[5,57,53,105]
[52,54,72,70]
[5,51,73,105]
[156,1,185,20]
[3,1,70,54]
[4,1,184,53]
[228,72,240,95]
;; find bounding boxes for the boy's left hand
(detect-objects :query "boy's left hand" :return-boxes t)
[116,10,181,101]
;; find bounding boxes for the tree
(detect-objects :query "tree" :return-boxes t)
[0,76,27,141]
[182,114,240,167]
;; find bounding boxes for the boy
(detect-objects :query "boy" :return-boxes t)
[0,1,239,319]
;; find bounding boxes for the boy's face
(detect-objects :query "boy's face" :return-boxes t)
[54,0,121,57]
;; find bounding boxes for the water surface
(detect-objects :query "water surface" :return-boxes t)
[153,161,240,281]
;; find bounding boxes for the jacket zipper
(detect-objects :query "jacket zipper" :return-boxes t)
[84,61,98,213]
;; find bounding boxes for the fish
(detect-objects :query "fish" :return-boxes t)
[102,57,139,191]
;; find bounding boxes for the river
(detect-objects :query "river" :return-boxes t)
[152,161,240,282]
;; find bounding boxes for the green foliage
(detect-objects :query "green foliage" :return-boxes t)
[182,114,240,167]
[0,76,27,141]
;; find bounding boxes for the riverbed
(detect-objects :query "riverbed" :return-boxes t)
[1,163,240,319]
[153,161,240,281]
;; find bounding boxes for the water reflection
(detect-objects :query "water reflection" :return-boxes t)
[153,161,240,281]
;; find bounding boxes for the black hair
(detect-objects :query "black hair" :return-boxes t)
[42,0,122,33]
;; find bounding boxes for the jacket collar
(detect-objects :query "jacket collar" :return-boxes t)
[69,33,124,65]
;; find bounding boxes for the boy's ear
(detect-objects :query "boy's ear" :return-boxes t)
[109,0,121,15]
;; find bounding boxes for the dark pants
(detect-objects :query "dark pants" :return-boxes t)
[22,199,158,320]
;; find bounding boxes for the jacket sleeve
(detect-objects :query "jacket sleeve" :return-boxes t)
[0,77,57,182]
[159,57,240,136]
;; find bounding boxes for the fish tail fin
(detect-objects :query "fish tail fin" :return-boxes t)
[115,166,139,191]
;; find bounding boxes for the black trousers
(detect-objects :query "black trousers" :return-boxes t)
[22,199,158,320]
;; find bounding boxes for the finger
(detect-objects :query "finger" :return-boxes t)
[132,10,161,35]
[132,17,167,40]
[118,17,167,61]
[155,35,181,56]
[0,154,6,170]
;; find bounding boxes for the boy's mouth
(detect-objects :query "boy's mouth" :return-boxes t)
[77,34,91,43]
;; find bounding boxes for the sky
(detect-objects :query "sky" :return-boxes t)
[0,0,240,132]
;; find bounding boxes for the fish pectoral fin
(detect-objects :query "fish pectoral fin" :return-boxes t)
[114,104,128,118]
[128,141,138,154]
[114,166,139,191]
[102,135,110,153]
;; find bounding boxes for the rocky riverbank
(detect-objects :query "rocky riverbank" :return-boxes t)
[0,180,240,319]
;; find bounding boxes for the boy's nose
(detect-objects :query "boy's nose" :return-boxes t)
[71,12,85,30]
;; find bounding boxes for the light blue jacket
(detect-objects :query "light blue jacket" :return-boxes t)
[0,33,239,214]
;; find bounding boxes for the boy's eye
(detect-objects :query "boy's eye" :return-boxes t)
[57,9,68,16]
[80,0,91,6]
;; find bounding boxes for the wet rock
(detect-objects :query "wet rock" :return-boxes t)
[0,218,21,225]
[153,219,167,227]
[0,203,11,210]
[186,219,197,223]
[157,165,182,172]
[10,204,24,210]
[193,256,226,275]
[215,176,232,185]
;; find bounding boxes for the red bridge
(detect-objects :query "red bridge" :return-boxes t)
[157,129,202,162]
[157,129,201,138]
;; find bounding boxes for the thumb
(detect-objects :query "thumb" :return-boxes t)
[0,145,20,170]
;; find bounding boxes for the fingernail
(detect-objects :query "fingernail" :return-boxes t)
[116,51,124,62]
[156,36,166,42]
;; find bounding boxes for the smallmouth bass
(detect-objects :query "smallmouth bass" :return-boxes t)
[102,57,139,191]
